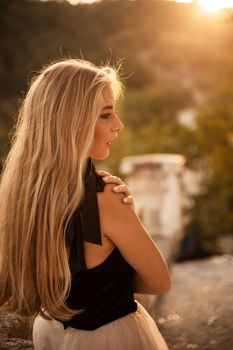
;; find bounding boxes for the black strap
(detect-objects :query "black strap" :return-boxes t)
[65,158,106,273]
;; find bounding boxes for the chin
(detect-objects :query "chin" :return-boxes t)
[91,152,109,160]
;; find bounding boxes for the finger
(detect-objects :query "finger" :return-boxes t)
[122,195,134,204]
[112,184,129,195]
[102,175,123,185]
[95,169,111,176]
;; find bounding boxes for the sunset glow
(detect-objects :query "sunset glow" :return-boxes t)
[197,0,233,12]
[57,0,233,10]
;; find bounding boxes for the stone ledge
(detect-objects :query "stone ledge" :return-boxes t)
[0,337,33,350]
[0,309,33,349]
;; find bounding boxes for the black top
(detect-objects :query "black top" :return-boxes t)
[60,157,137,331]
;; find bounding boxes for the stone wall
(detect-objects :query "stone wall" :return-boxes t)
[120,153,186,242]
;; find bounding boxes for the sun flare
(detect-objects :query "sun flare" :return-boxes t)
[198,0,233,13]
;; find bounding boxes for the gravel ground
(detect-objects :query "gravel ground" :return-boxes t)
[0,310,33,350]
[154,255,233,350]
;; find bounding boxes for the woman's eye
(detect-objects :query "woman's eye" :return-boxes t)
[99,113,111,119]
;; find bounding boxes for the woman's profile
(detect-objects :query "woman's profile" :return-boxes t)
[0,59,171,349]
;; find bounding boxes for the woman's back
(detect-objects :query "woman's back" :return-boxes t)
[59,158,137,331]
[33,157,169,350]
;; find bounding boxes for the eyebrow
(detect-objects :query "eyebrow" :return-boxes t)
[102,105,114,111]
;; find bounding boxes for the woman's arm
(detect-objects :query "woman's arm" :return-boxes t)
[133,272,168,295]
[98,184,171,295]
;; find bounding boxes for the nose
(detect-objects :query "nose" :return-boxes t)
[112,114,124,133]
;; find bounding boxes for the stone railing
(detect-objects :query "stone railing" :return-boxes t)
[120,153,186,313]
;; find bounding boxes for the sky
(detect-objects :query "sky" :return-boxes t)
[65,0,233,13]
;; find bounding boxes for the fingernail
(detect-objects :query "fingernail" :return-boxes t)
[113,186,118,191]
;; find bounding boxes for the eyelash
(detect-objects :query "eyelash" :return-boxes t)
[99,113,111,119]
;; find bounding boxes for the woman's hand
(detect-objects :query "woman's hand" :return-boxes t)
[95,169,135,209]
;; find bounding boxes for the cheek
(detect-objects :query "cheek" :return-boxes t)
[93,128,101,146]
[93,122,106,145]
[91,121,110,160]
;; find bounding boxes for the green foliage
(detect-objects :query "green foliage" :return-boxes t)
[116,85,199,168]
[123,85,192,128]
[188,85,233,251]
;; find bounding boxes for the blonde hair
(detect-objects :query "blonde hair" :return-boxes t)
[0,59,123,320]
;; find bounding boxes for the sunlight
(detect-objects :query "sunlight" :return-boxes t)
[198,0,233,12]
[45,0,233,9]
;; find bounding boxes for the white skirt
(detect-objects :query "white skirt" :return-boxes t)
[33,300,169,350]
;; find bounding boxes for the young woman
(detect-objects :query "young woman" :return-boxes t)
[0,59,170,349]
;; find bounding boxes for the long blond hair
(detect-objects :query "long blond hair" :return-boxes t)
[0,59,122,320]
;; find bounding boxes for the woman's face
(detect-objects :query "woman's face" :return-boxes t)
[91,84,124,160]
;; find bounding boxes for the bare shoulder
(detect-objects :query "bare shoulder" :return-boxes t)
[97,183,171,294]
[97,182,156,267]
[97,183,137,234]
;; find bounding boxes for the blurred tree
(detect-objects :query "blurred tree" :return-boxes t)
[189,84,233,252]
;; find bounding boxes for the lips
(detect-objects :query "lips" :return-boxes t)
[106,136,118,146]
[106,139,116,145]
